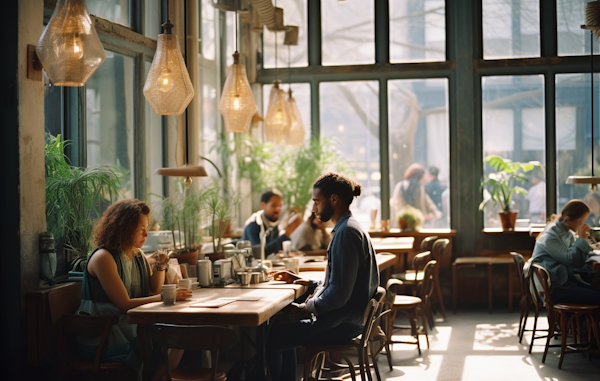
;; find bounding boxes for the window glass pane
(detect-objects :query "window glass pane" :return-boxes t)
[482,75,545,228]
[482,0,540,59]
[145,0,160,38]
[87,0,129,27]
[263,0,308,68]
[389,79,450,229]
[201,0,216,60]
[556,73,600,225]
[320,81,379,229]
[262,82,311,143]
[44,72,62,137]
[321,0,375,66]
[86,52,135,199]
[390,0,446,63]
[200,66,220,178]
[226,11,235,66]
[145,61,164,199]
[557,0,600,56]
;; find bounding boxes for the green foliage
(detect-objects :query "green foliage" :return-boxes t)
[45,133,121,259]
[398,205,423,230]
[204,181,238,253]
[479,155,543,213]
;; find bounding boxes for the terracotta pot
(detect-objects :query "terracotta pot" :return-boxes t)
[170,249,199,266]
[206,252,225,262]
[399,217,408,231]
[499,211,518,231]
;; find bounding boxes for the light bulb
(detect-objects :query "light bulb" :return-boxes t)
[158,70,174,93]
[66,32,84,59]
[233,95,241,110]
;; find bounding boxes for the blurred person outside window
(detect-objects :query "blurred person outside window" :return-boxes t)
[391,163,441,226]
[527,169,546,224]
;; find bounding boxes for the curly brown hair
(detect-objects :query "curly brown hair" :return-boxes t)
[93,199,151,253]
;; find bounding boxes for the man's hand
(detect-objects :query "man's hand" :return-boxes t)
[273,270,309,285]
[282,302,307,315]
[284,213,302,237]
[578,223,591,240]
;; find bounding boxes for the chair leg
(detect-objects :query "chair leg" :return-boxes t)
[529,305,540,354]
[420,305,430,350]
[409,307,421,355]
[452,264,457,314]
[519,298,530,343]
[338,352,356,381]
[434,276,447,319]
[370,343,382,381]
[559,311,568,369]
[303,349,316,381]
[542,311,556,363]
[385,309,397,371]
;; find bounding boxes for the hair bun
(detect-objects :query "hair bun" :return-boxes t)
[353,184,362,197]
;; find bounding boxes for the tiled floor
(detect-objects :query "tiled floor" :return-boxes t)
[326,310,600,381]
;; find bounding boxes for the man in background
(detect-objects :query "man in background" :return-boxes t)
[242,189,301,258]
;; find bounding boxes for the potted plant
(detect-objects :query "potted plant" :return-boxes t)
[479,155,543,230]
[398,205,423,231]
[204,182,238,260]
[45,133,121,272]
[156,184,207,266]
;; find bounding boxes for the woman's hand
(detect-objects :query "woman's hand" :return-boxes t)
[578,223,591,239]
[175,288,193,301]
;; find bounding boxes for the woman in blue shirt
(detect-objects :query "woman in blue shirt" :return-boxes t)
[532,199,600,307]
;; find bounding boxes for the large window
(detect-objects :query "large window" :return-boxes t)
[557,0,599,56]
[390,0,446,63]
[482,75,546,228]
[87,0,129,27]
[320,81,379,228]
[86,52,135,199]
[145,61,164,199]
[321,0,375,66]
[389,78,450,229]
[556,73,600,225]
[482,0,540,59]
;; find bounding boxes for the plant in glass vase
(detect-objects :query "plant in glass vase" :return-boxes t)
[479,155,543,230]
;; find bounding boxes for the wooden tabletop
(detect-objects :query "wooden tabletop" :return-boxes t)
[224,280,308,299]
[298,253,397,272]
[127,287,297,327]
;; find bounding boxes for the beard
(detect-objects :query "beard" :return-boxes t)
[317,200,335,222]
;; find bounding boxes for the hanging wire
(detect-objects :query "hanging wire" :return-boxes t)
[592,30,595,178]
[235,0,238,52]
[274,0,278,83]
[288,45,291,91]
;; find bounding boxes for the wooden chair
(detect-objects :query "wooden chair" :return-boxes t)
[510,252,545,352]
[156,325,237,381]
[382,260,437,370]
[531,264,600,369]
[57,313,138,380]
[303,295,382,381]
[390,251,432,296]
[390,236,438,287]
[429,239,449,322]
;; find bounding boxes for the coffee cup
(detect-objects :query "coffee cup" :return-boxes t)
[282,241,291,257]
[162,284,176,305]
[178,278,192,290]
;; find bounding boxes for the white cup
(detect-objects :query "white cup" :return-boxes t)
[178,278,192,290]
[197,260,212,287]
[282,241,291,257]
[162,284,176,305]
[188,277,198,289]
[283,257,299,275]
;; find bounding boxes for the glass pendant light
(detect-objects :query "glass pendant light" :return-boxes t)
[36,0,105,86]
[567,27,600,188]
[265,81,291,143]
[219,1,258,133]
[286,89,305,145]
[144,20,194,115]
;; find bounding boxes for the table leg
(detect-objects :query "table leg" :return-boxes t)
[488,264,493,314]
[452,263,457,314]
[403,252,409,272]
[137,324,151,381]
[247,322,270,381]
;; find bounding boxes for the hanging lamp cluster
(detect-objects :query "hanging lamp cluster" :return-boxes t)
[36,0,105,86]
[283,31,304,146]
[265,81,291,143]
[220,0,258,133]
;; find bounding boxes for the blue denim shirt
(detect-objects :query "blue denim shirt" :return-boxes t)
[305,211,379,331]
[532,220,592,289]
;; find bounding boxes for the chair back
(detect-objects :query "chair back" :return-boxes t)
[419,260,438,302]
[431,239,449,275]
[359,299,379,350]
[510,252,530,298]
[531,264,553,310]
[385,278,403,306]
[58,314,119,374]
[157,325,237,381]
[420,236,438,251]
[411,251,431,272]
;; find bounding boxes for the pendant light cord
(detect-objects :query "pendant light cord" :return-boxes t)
[274,0,278,83]
[592,30,595,177]
[235,0,239,52]
[288,45,291,91]
[184,0,189,165]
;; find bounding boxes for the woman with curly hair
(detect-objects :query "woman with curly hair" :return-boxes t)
[77,199,191,380]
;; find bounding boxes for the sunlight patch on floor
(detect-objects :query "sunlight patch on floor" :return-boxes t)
[473,323,520,351]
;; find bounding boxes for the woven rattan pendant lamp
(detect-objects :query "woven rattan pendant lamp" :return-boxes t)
[219,0,258,133]
[568,4,600,189]
[36,0,105,86]
[153,0,206,187]
[143,2,194,116]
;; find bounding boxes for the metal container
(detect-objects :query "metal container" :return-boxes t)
[250,272,261,284]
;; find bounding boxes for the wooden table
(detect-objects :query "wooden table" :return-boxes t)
[298,253,396,272]
[371,237,415,272]
[128,287,303,380]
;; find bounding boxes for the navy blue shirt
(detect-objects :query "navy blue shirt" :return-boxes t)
[242,214,289,256]
[305,211,379,331]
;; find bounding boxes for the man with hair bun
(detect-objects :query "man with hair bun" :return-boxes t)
[266,172,379,381]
